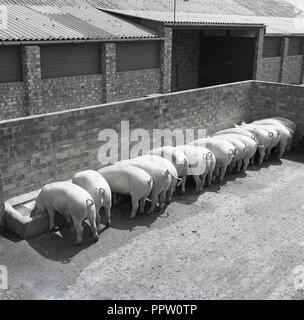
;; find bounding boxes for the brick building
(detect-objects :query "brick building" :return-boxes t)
[99,0,304,90]
[1,0,304,121]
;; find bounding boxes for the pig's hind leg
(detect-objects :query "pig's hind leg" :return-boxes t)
[147,192,158,215]
[72,218,84,245]
[47,207,56,231]
[88,213,99,243]
[129,195,140,219]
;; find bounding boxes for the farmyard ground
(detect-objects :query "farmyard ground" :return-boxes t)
[1,152,304,300]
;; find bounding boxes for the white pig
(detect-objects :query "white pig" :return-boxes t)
[72,170,112,228]
[214,128,259,144]
[176,145,213,193]
[215,133,258,172]
[213,135,247,173]
[237,124,272,165]
[98,164,153,219]
[33,181,99,245]
[251,120,292,158]
[148,146,190,193]
[116,158,171,214]
[137,155,181,203]
[271,117,296,131]
[188,137,236,183]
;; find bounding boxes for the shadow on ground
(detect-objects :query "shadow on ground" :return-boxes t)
[25,201,164,262]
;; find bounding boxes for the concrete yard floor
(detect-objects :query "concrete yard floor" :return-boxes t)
[1,152,304,300]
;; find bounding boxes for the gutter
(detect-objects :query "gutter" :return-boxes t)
[266,33,304,37]
[165,22,266,28]
[0,37,163,46]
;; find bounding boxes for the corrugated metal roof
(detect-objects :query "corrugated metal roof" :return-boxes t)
[103,10,265,27]
[102,9,304,34]
[94,0,304,18]
[1,1,304,36]
[96,0,304,35]
[0,5,160,42]
[0,0,90,6]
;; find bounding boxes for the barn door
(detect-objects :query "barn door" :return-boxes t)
[199,35,255,87]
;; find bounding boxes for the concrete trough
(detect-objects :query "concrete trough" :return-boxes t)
[4,189,48,239]
[4,185,69,239]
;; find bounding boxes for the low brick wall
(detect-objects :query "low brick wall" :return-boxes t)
[0,82,27,120]
[250,81,304,142]
[42,75,104,112]
[260,58,281,82]
[0,81,252,224]
[115,69,161,101]
[282,56,303,85]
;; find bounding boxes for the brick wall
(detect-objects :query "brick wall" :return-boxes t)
[172,30,200,92]
[42,75,104,112]
[250,81,304,143]
[259,57,281,82]
[0,82,27,120]
[2,80,304,225]
[0,41,167,120]
[115,69,161,101]
[0,81,252,224]
[257,36,304,85]
[282,56,303,84]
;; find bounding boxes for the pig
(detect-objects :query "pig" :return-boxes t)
[237,124,273,165]
[176,145,214,193]
[214,128,259,144]
[148,146,190,193]
[116,158,171,214]
[240,125,281,161]
[215,133,258,172]
[72,170,112,228]
[252,118,294,153]
[98,164,153,219]
[213,135,247,173]
[263,127,281,160]
[33,181,99,245]
[188,137,236,183]
[129,154,180,203]
[271,117,296,131]
[251,120,293,158]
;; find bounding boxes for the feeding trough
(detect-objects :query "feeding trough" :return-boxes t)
[4,184,70,239]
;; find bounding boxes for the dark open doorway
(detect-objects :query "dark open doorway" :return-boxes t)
[199,34,255,87]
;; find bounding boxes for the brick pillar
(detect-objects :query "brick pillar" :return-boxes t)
[160,27,173,93]
[253,28,265,80]
[101,43,116,103]
[22,46,43,115]
[279,37,289,83]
